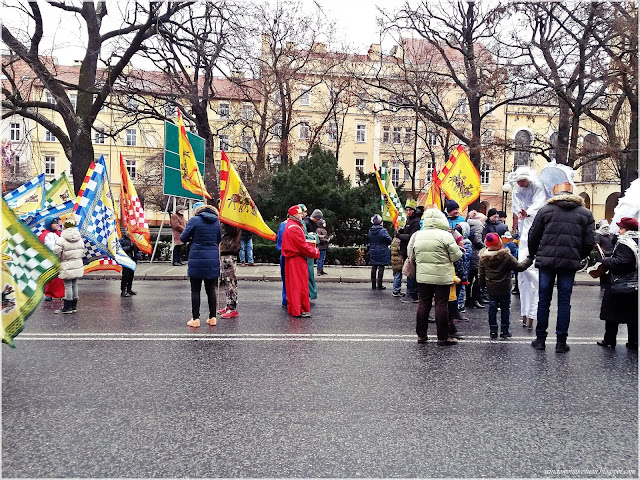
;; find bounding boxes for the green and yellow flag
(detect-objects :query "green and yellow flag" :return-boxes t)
[2,198,59,347]
[177,110,211,199]
[44,172,75,208]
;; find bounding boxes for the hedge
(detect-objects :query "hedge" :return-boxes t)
[252,245,368,266]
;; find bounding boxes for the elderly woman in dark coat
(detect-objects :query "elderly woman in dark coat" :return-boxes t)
[368,214,392,290]
[180,201,222,328]
[597,217,639,350]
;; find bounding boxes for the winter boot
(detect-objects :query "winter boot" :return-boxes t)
[55,299,73,314]
[71,299,78,313]
[556,335,570,353]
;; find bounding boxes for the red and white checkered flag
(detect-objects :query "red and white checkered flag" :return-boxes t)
[119,154,152,254]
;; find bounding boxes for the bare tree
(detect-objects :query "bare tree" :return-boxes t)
[2,1,188,194]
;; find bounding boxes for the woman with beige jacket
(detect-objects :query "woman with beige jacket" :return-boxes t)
[52,218,85,314]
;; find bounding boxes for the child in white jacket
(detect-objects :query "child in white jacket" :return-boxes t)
[53,217,85,314]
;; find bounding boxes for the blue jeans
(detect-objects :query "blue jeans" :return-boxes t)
[317,250,326,272]
[393,271,402,293]
[536,268,576,340]
[488,293,511,333]
[239,238,253,263]
[406,275,418,299]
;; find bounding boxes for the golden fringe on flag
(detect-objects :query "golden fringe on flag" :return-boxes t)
[436,145,482,212]
[374,164,401,229]
[119,154,152,254]
[178,110,211,199]
[219,151,276,241]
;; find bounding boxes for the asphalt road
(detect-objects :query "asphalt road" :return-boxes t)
[2,279,638,478]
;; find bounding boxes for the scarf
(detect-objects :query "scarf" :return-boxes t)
[616,231,639,263]
[596,225,610,236]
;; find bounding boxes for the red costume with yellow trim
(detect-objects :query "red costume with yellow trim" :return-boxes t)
[39,229,66,299]
[282,212,319,317]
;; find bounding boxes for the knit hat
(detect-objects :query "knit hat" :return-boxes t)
[288,204,304,216]
[485,232,502,250]
[405,199,417,210]
[298,204,308,213]
[467,210,487,223]
[617,217,639,231]
[371,214,382,225]
[45,217,60,230]
[193,201,204,211]
[311,209,323,220]
[445,199,459,213]
[487,208,498,218]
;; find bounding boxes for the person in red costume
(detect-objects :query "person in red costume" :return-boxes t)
[282,204,320,318]
[39,216,66,300]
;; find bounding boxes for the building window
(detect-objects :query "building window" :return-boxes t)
[299,121,310,140]
[125,129,137,146]
[44,129,56,142]
[404,128,413,144]
[425,158,436,179]
[94,128,106,144]
[242,104,253,121]
[483,100,494,114]
[70,93,77,111]
[514,130,532,169]
[272,123,282,138]
[219,102,230,118]
[127,96,138,110]
[403,164,411,182]
[10,123,20,141]
[391,163,400,187]
[355,157,365,175]
[45,90,56,105]
[219,134,230,151]
[44,155,56,175]
[456,97,468,114]
[299,88,311,106]
[428,131,438,147]
[482,129,493,144]
[164,102,175,117]
[356,124,366,143]
[241,134,253,152]
[382,126,390,144]
[480,163,490,184]
[328,123,337,142]
[357,98,367,111]
[393,127,402,144]
[125,158,137,179]
[298,154,307,162]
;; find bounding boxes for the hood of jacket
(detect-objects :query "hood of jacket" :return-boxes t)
[479,246,512,267]
[546,193,584,210]
[195,205,219,223]
[421,208,449,231]
[61,227,82,243]
[467,218,484,229]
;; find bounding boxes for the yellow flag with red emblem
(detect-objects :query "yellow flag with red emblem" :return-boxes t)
[435,145,481,212]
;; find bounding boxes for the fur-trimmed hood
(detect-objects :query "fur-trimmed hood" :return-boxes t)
[479,246,512,265]
[194,204,219,222]
[546,193,585,209]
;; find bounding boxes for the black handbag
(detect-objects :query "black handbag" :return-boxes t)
[610,269,638,295]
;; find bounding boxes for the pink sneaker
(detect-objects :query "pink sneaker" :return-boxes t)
[221,310,239,319]
[216,307,229,315]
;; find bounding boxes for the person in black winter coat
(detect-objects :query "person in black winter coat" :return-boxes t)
[120,233,139,297]
[528,189,595,353]
[396,200,422,302]
[368,214,392,290]
[482,208,501,239]
[597,217,639,350]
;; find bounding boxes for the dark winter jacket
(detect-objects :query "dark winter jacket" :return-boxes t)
[466,218,485,271]
[120,235,140,263]
[528,194,595,271]
[599,233,638,323]
[241,229,253,242]
[316,226,330,251]
[595,232,615,256]
[482,220,500,240]
[304,217,318,234]
[368,224,392,266]
[454,238,472,282]
[478,247,533,296]
[219,222,242,256]
[180,205,222,279]
[397,212,422,260]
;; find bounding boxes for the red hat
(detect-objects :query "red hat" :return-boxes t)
[288,205,303,216]
[484,232,502,250]
[617,217,639,231]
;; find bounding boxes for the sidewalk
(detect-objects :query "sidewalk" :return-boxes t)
[86,261,599,285]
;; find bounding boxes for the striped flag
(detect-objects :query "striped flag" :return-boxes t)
[73,155,136,273]
[424,168,443,211]
[219,151,276,241]
[379,166,406,228]
[119,154,152,254]
[3,174,46,217]
[374,164,401,229]
[435,145,481,212]
[23,200,75,238]
[177,110,211,199]
[2,198,59,347]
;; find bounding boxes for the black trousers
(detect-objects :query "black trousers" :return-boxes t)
[190,277,217,320]
[416,283,450,341]
[371,265,384,288]
[173,245,182,264]
[121,267,134,292]
[466,269,481,304]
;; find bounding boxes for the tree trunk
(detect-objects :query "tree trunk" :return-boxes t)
[621,101,639,195]
[70,130,95,195]
[556,101,571,165]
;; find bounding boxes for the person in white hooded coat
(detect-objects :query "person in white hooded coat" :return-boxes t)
[52,218,85,314]
[508,166,551,329]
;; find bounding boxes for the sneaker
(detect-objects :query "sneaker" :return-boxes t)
[392,291,405,297]
[121,291,130,297]
[596,340,615,349]
[500,331,513,339]
[401,297,419,304]
[128,290,137,295]
[44,296,52,302]
[458,307,466,313]
[531,339,546,350]
[473,300,485,309]
[450,333,463,340]
[300,312,312,318]
[417,336,428,344]
[247,263,256,266]
[206,317,217,326]
[437,338,458,346]
[216,307,229,315]
[187,318,200,328]
[555,343,570,353]
[490,332,498,339]
[377,286,387,290]
[221,310,239,319]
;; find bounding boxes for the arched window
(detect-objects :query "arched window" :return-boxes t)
[514,130,532,169]
[581,134,599,182]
